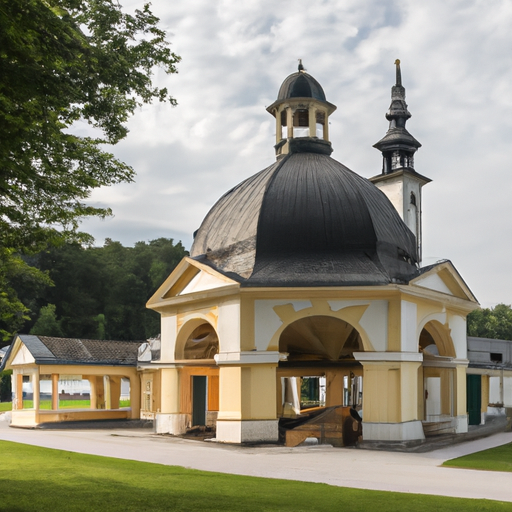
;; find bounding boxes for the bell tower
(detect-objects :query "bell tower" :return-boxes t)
[370,60,431,264]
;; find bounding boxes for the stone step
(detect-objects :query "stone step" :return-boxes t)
[422,420,456,436]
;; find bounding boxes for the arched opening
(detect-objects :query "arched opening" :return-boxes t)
[420,321,457,432]
[419,321,455,358]
[183,323,219,360]
[279,315,363,362]
[175,320,220,431]
[277,315,364,446]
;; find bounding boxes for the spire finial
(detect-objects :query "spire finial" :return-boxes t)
[395,59,402,86]
[298,59,305,72]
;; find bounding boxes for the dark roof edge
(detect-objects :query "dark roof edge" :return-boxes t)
[468,336,512,344]
[34,359,137,367]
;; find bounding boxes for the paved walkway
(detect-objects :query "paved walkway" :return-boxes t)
[1,416,511,503]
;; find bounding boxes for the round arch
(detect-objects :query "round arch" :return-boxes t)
[269,302,373,352]
[175,318,219,360]
[279,315,364,362]
[419,319,456,358]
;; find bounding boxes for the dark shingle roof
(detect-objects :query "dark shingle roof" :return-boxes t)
[2,335,141,368]
[373,127,421,150]
[191,151,419,287]
[277,71,327,101]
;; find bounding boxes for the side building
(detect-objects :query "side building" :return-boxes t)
[1,335,141,427]
[467,336,512,426]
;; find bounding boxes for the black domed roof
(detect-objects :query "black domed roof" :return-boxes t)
[191,152,419,287]
[277,71,327,101]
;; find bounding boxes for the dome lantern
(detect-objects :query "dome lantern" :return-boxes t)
[266,61,337,159]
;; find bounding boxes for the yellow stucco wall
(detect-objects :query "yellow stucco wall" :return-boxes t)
[217,364,277,421]
[145,261,477,437]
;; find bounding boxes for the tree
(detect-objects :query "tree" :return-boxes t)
[14,238,187,340]
[0,248,52,340]
[467,304,512,341]
[0,370,12,402]
[0,0,180,340]
[30,303,63,337]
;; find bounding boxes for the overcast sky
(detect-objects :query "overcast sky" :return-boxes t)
[80,0,512,309]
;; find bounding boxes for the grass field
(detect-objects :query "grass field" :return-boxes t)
[0,402,11,412]
[17,399,131,410]
[0,441,511,512]
[443,442,512,472]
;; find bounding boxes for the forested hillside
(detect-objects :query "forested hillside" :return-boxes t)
[11,238,187,341]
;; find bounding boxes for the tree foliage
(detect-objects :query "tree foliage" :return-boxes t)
[0,248,52,340]
[0,370,12,402]
[0,0,180,339]
[18,238,187,340]
[467,304,512,341]
[0,0,179,250]
[30,304,63,337]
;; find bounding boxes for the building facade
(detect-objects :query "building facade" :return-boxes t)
[140,62,479,445]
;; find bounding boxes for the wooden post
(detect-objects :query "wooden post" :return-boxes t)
[51,374,59,410]
[16,373,23,410]
[109,376,121,409]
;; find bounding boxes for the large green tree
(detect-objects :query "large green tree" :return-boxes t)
[0,0,180,339]
[467,304,512,341]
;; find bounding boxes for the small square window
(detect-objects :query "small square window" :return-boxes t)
[490,353,503,363]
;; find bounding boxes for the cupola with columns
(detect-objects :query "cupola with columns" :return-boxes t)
[266,60,337,159]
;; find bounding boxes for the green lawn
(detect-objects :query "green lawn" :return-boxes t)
[0,402,11,412]
[18,399,130,410]
[0,441,510,512]
[443,442,512,472]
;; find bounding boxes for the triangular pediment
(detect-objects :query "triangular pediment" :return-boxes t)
[411,260,478,303]
[1,336,35,370]
[11,343,35,365]
[147,257,239,309]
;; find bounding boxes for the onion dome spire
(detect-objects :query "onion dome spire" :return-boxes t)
[370,60,431,264]
[373,59,421,174]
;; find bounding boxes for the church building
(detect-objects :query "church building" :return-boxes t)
[141,61,479,445]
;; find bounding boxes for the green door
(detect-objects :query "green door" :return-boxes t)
[192,376,207,426]
[467,374,481,426]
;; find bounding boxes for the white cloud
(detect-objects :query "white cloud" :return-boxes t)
[84,0,512,307]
